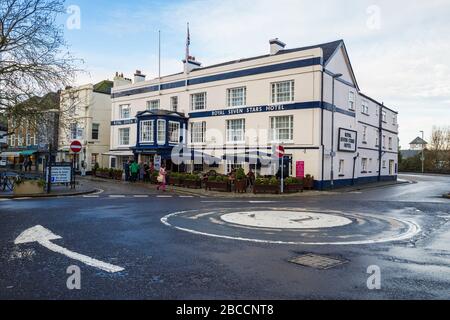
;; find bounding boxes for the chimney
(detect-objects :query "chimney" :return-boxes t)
[183,56,202,74]
[269,38,286,55]
[113,72,132,88]
[134,70,146,83]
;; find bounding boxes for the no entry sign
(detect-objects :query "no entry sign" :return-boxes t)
[275,145,285,158]
[70,140,82,153]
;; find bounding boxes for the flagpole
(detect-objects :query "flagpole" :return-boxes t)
[158,30,161,79]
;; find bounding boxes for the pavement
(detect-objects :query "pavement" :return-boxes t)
[0,173,449,299]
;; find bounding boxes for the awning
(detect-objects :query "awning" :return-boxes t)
[222,151,273,163]
[1,151,20,157]
[103,150,134,156]
[20,150,38,156]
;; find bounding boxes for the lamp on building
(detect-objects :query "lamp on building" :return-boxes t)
[330,72,343,189]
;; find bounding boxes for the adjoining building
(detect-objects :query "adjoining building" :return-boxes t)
[109,38,399,188]
[0,93,60,171]
[57,80,113,173]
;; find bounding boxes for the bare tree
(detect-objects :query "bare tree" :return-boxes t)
[0,0,81,133]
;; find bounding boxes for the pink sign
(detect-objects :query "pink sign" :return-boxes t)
[296,161,305,178]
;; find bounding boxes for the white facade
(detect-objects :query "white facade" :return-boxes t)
[58,82,112,172]
[109,39,398,188]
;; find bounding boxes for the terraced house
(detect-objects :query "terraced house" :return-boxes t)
[108,39,398,189]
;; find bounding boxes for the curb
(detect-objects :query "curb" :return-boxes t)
[0,188,98,199]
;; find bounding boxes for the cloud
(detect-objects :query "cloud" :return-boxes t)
[73,0,450,146]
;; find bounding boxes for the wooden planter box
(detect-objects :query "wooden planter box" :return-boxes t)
[253,184,279,194]
[205,181,230,192]
[97,172,111,179]
[284,183,304,193]
[303,178,314,190]
[234,179,247,193]
[14,181,43,195]
[113,172,123,180]
[168,177,183,186]
[183,179,202,189]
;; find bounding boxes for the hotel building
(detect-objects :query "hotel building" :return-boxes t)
[108,39,398,188]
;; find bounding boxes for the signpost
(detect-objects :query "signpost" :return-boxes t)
[70,140,82,189]
[46,163,72,184]
[275,145,285,193]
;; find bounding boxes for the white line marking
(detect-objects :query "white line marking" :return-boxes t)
[109,195,125,198]
[15,197,32,200]
[14,225,124,273]
[157,195,173,198]
[83,195,99,198]
[92,189,105,195]
[0,199,11,202]
[133,195,149,198]
[179,196,194,198]
[161,210,422,246]
[248,201,278,204]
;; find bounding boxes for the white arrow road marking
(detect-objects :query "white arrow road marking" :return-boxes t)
[14,225,124,273]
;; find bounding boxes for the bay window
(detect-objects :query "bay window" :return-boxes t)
[140,120,154,143]
[168,121,180,144]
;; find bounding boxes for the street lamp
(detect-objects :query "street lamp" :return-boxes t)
[420,130,425,174]
[330,73,343,189]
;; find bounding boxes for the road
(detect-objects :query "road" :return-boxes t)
[0,173,449,299]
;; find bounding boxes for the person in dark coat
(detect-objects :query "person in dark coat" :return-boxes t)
[124,160,130,181]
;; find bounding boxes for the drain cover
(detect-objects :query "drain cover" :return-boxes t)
[289,253,348,270]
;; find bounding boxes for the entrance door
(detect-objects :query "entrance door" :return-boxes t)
[389,160,394,175]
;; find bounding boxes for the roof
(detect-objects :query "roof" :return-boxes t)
[136,109,186,118]
[94,80,114,94]
[191,40,343,72]
[410,137,428,145]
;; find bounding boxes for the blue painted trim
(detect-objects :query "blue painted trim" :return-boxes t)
[358,146,398,155]
[358,121,398,135]
[188,101,356,119]
[315,175,397,189]
[112,57,321,99]
[323,69,356,88]
[322,102,356,117]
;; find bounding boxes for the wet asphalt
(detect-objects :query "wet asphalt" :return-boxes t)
[0,173,449,300]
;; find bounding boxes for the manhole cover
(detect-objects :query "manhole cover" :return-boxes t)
[289,253,348,270]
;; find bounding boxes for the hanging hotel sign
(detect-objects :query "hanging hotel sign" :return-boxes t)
[338,128,357,152]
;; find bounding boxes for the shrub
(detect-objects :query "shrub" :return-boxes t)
[285,177,301,185]
[235,167,246,181]
[208,175,217,182]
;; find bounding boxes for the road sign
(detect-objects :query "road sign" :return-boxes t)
[154,155,162,171]
[70,140,82,153]
[46,164,72,184]
[275,145,285,158]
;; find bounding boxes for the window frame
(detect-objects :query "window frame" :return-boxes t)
[226,86,247,107]
[271,80,295,104]
[348,91,355,110]
[170,96,178,112]
[118,127,130,146]
[92,123,100,140]
[270,115,294,143]
[190,92,207,111]
[147,99,160,111]
[140,120,154,143]
[190,121,206,144]
[226,119,246,143]
[119,104,131,119]
[157,119,166,145]
[168,121,180,144]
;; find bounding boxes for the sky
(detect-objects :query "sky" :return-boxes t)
[61,0,450,148]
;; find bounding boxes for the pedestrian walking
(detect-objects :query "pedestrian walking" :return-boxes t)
[130,160,139,182]
[124,160,130,181]
[139,162,145,181]
[27,159,33,172]
[156,164,167,191]
[80,161,86,176]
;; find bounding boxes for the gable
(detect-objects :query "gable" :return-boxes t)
[324,45,359,90]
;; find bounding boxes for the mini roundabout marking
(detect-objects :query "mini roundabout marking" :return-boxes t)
[161,208,421,246]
